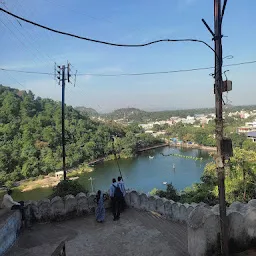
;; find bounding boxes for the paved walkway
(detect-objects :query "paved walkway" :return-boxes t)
[7,208,188,256]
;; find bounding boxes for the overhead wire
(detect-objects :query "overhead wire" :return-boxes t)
[1,60,256,77]
[13,0,57,64]
[1,1,56,65]
[0,7,215,53]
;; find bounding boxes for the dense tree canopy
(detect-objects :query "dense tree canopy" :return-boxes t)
[0,85,161,186]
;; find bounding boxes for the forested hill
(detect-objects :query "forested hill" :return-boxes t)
[75,106,99,116]
[0,85,160,186]
[96,106,256,122]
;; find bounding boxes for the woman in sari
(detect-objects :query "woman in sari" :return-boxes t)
[94,190,106,223]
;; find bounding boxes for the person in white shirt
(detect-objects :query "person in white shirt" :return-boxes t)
[2,190,25,221]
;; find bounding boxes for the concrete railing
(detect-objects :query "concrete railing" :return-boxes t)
[24,192,112,223]
[124,190,199,223]
[0,210,22,256]
[124,191,256,255]
[188,200,256,256]
[5,191,255,256]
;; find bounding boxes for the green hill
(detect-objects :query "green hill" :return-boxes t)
[0,85,160,186]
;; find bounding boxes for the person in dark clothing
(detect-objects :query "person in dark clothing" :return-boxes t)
[109,178,122,221]
[117,176,126,212]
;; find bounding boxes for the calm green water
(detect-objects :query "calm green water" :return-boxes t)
[8,147,211,201]
[79,147,211,194]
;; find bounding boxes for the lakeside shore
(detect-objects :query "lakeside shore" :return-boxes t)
[169,142,216,152]
[5,143,214,196]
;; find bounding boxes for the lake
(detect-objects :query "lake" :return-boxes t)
[9,146,212,201]
[79,146,212,194]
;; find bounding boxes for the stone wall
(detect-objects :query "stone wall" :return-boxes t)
[188,200,256,256]
[0,210,21,256]
[124,190,200,223]
[24,192,111,223]
[124,191,256,255]
[13,191,256,256]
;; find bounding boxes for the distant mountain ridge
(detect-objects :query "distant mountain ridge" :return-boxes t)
[76,105,256,123]
[75,107,99,116]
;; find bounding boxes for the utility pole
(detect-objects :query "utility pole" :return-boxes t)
[56,63,72,181]
[214,0,229,255]
[61,65,66,180]
[202,0,230,255]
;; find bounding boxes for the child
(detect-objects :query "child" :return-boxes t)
[94,190,106,223]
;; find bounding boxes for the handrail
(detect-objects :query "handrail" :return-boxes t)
[51,241,66,256]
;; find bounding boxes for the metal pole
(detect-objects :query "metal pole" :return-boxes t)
[214,0,229,255]
[61,65,66,180]
[111,136,123,179]
[89,177,94,192]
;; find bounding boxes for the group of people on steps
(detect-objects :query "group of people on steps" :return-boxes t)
[95,176,126,223]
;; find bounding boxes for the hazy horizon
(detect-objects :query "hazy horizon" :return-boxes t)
[1,0,256,112]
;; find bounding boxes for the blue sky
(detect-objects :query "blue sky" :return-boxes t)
[0,0,256,112]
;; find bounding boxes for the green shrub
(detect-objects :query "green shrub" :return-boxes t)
[149,188,158,196]
[51,180,88,198]
[5,180,14,189]
[156,183,180,201]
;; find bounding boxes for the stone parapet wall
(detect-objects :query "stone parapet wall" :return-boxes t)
[124,190,200,223]
[188,200,256,256]
[0,211,21,256]
[19,191,256,255]
[24,192,110,223]
[124,191,256,255]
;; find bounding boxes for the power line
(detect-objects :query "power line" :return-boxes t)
[0,7,215,53]
[0,68,53,75]
[1,59,255,77]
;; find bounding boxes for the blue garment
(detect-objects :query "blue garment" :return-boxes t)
[109,182,118,197]
[95,194,105,222]
[118,181,126,196]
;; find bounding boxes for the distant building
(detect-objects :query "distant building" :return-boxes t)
[237,126,256,133]
[245,121,256,127]
[55,171,63,179]
[247,132,256,142]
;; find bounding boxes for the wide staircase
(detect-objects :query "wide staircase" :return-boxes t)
[7,208,188,256]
